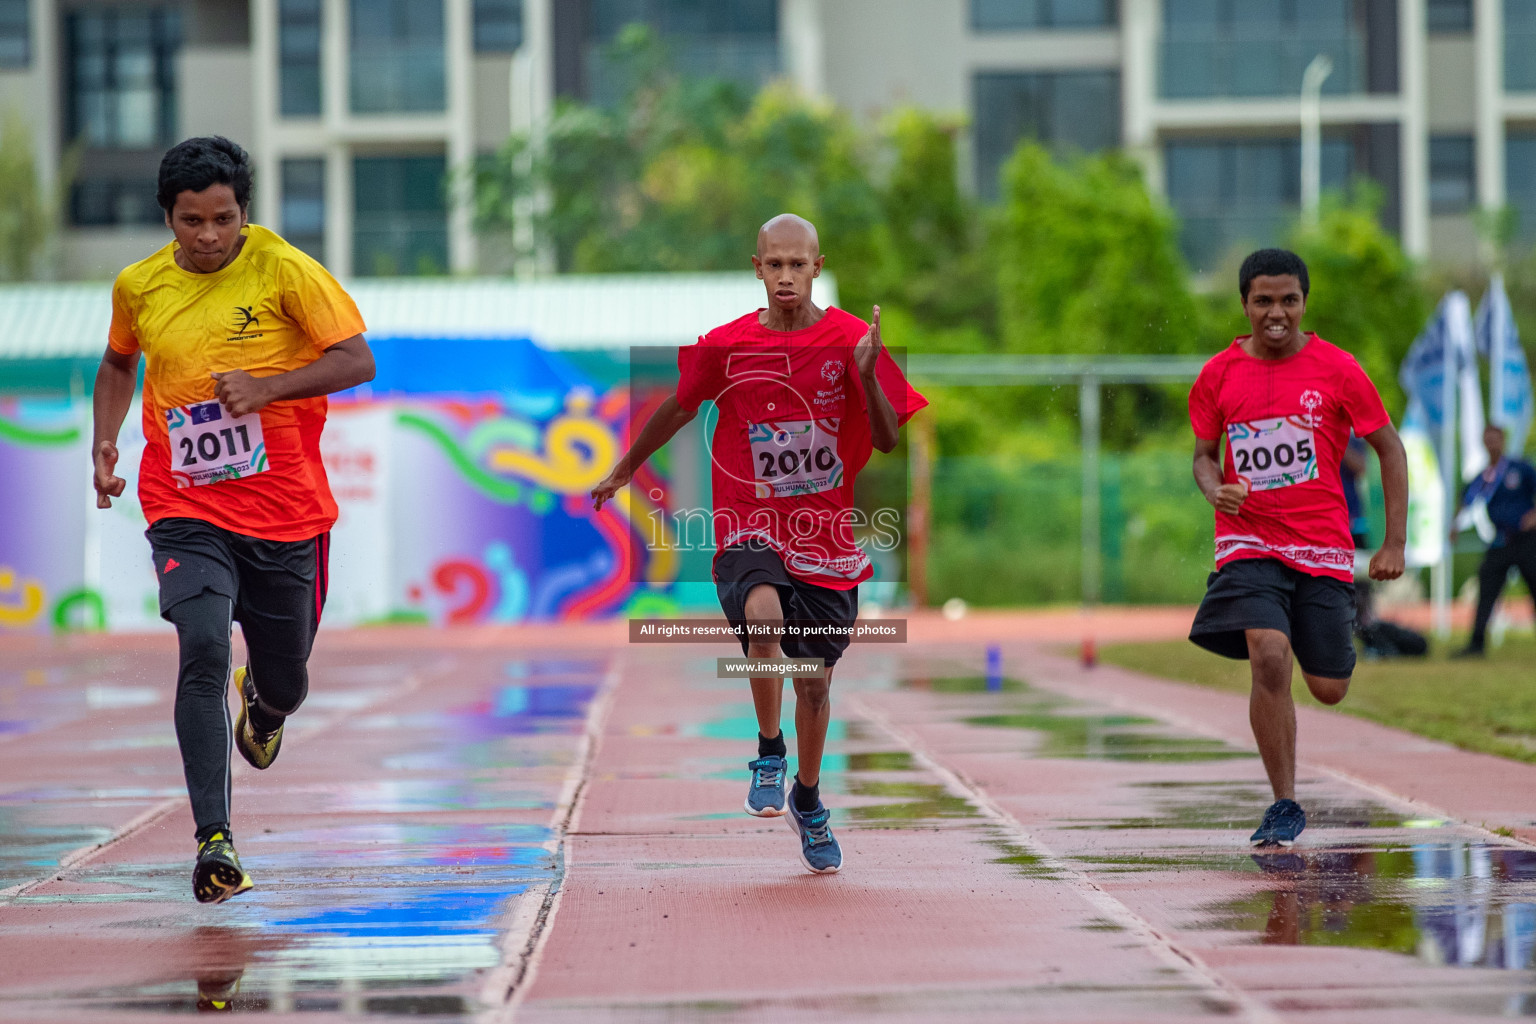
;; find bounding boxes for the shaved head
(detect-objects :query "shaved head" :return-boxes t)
[757,213,819,257]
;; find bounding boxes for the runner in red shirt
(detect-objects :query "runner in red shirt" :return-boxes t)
[592,214,926,873]
[1188,248,1407,846]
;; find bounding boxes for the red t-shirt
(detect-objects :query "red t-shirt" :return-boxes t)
[1188,334,1391,581]
[676,308,928,590]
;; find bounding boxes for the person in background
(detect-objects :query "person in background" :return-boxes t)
[1452,425,1536,657]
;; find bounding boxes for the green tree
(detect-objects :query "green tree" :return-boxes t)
[0,110,51,280]
[1286,186,1426,415]
[995,144,1202,357]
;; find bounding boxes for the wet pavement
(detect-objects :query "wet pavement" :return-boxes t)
[1,623,1534,1021]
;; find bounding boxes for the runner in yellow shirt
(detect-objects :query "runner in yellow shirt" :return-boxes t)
[91,136,375,902]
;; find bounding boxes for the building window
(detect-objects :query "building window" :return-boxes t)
[350,0,445,114]
[972,70,1120,198]
[474,0,522,51]
[1160,0,1365,99]
[0,0,28,67]
[971,0,1116,30]
[70,178,161,226]
[1507,0,1536,91]
[279,0,322,117]
[1427,0,1472,31]
[353,154,447,275]
[1165,137,1353,272]
[1507,133,1536,241]
[1428,135,1475,213]
[66,8,181,149]
[578,0,778,104]
[282,158,326,263]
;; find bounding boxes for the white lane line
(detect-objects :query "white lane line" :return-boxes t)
[844,692,1288,1024]
[480,661,622,1023]
[0,665,428,903]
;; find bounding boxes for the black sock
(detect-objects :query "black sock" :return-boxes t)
[757,731,786,759]
[792,777,819,812]
[196,823,230,845]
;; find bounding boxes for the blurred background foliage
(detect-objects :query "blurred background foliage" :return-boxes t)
[474,30,1536,606]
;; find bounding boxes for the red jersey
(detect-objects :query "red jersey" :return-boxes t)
[1188,334,1391,581]
[677,308,927,589]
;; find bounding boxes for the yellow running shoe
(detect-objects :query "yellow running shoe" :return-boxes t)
[193,831,253,904]
[231,666,283,770]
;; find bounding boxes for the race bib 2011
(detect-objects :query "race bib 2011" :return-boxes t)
[166,400,268,488]
[748,419,843,498]
[1226,416,1317,492]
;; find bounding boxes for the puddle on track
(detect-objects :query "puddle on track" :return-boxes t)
[0,660,605,1019]
[1198,842,1536,978]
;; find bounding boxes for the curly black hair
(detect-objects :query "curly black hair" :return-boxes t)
[156,136,253,214]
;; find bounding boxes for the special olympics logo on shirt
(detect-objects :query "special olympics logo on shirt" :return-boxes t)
[821,359,843,384]
[1300,389,1324,425]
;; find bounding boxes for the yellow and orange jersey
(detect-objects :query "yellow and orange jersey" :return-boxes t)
[109,224,367,541]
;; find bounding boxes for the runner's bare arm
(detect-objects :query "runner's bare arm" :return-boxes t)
[591,395,697,511]
[1193,436,1247,514]
[92,345,140,509]
[1363,423,1407,581]
[853,306,899,453]
[211,335,375,417]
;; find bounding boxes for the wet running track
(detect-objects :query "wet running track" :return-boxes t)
[1,615,1533,1022]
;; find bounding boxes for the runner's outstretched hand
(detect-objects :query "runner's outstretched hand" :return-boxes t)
[211,370,275,417]
[1367,544,1405,581]
[854,305,882,378]
[591,464,632,512]
[93,440,126,509]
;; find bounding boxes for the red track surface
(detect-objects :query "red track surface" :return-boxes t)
[1,612,1533,1022]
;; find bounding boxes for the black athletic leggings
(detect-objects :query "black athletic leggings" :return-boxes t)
[165,592,313,838]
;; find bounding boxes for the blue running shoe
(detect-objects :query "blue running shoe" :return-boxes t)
[786,798,842,874]
[1250,798,1306,847]
[744,756,787,817]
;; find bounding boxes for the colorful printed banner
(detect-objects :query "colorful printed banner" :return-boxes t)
[0,373,688,633]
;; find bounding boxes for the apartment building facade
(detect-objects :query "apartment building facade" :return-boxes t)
[0,0,1529,279]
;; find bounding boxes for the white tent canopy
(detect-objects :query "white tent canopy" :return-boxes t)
[0,273,836,360]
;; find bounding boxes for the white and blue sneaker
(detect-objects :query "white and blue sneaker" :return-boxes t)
[786,797,842,874]
[744,756,788,817]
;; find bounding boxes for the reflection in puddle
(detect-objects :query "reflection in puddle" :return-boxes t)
[1211,843,1536,973]
[966,709,1250,763]
[0,814,114,890]
[1072,781,1405,832]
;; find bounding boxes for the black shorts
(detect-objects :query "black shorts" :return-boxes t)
[147,517,329,655]
[714,542,858,668]
[1189,557,1356,678]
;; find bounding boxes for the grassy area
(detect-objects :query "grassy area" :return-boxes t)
[1097,634,1536,765]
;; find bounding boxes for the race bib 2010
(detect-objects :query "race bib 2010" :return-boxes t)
[748,419,843,498]
[1225,416,1317,492]
[166,400,268,488]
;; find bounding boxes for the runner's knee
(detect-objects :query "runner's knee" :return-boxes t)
[743,583,783,623]
[1245,629,1292,690]
[245,650,309,716]
[1303,673,1349,706]
[793,677,830,713]
[166,593,232,694]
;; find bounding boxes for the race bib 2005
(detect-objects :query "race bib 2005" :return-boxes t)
[1225,417,1317,491]
[166,400,268,488]
[748,419,843,498]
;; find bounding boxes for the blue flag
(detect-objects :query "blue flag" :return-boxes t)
[1475,274,1534,455]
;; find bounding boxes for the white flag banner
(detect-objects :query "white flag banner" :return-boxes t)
[1475,274,1535,455]
[1400,400,1445,568]
[1444,291,1487,481]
